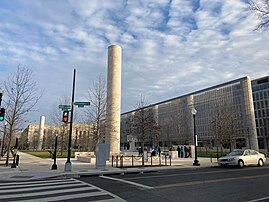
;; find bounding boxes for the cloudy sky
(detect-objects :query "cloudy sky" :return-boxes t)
[0,0,269,124]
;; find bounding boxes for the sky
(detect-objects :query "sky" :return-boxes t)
[0,0,269,125]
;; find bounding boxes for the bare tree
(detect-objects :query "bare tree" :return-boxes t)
[3,66,42,165]
[211,103,237,155]
[249,0,269,31]
[48,96,71,155]
[85,75,106,149]
[130,95,160,165]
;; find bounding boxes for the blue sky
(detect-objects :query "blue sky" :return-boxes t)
[0,0,269,124]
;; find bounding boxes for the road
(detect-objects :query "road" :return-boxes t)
[79,165,269,202]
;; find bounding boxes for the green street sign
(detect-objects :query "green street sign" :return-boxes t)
[74,102,90,108]
[58,104,71,110]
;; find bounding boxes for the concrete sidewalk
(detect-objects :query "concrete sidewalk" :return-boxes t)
[0,151,218,181]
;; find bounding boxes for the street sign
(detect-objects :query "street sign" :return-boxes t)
[58,104,71,111]
[74,102,90,108]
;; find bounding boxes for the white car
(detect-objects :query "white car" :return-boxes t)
[218,149,266,168]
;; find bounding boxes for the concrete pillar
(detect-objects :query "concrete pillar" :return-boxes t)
[37,115,45,150]
[106,45,122,155]
[241,77,259,150]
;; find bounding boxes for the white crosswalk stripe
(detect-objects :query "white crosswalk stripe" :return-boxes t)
[0,178,126,202]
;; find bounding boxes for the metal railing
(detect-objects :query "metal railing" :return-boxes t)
[111,154,171,168]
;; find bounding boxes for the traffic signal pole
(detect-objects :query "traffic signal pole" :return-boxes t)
[65,68,76,172]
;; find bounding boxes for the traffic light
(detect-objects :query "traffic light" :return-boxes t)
[0,108,5,121]
[62,111,69,123]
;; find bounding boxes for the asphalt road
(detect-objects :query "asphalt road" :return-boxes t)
[79,165,269,202]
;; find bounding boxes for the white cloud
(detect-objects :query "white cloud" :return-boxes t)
[0,0,269,123]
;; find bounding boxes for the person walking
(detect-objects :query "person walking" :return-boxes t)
[177,146,180,158]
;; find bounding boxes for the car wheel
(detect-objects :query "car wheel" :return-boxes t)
[258,159,264,167]
[238,160,244,168]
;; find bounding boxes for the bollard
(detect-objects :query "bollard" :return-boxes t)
[16,155,19,166]
[116,156,118,167]
[132,155,134,167]
[170,155,172,166]
[112,155,114,167]
[151,155,153,165]
[165,155,167,165]
[51,135,58,170]
[120,155,123,168]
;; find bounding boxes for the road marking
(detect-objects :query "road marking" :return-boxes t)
[245,196,269,202]
[124,166,269,180]
[154,173,269,189]
[0,178,126,202]
[99,175,154,190]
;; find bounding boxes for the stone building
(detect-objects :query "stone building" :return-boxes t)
[21,123,95,151]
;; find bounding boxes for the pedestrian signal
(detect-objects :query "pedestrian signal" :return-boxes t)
[62,111,69,123]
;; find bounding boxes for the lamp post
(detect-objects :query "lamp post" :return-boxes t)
[52,135,58,170]
[192,107,200,166]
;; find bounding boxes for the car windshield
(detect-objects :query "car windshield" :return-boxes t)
[227,150,244,156]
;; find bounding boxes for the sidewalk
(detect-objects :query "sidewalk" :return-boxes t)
[0,152,218,181]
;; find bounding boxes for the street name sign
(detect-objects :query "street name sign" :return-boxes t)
[58,104,71,111]
[74,102,91,108]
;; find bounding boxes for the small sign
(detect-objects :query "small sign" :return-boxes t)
[74,102,90,108]
[58,104,71,110]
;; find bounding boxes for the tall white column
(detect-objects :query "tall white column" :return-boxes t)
[106,45,122,155]
[37,115,45,150]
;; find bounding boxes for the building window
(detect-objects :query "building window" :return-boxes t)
[264,91,267,99]
[260,92,263,99]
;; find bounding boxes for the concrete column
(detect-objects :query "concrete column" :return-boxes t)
[106,45,122,155]
[241,77,259,150]
[37,115,45,150]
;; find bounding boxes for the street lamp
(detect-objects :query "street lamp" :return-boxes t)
[192,107,200,166]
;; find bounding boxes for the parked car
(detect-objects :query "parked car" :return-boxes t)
[218,149,266,168]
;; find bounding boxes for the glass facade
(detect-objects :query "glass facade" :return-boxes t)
[121,76,259,151]
[252,76,269,150]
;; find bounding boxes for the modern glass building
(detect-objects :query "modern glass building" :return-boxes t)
[121,76,259,151]
[252,76,269,150]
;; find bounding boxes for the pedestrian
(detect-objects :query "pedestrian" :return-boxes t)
[188,146,192,158]
[158,146,161,157]
[184,146,187,158]
[180,146,184,158]
[177,146,180,158]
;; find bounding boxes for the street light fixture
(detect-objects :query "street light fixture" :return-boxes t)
[192,107,200,166]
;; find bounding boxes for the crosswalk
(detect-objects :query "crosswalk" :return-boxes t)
[0,178,126,202]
